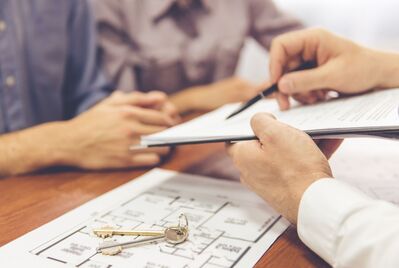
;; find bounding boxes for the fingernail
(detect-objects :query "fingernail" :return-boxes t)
[279,78,293,93]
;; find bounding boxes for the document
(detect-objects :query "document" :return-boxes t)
[141,88,399,147]
[330,138,399,205]
[0,169,289,268]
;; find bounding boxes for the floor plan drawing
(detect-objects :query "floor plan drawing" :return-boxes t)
[0,169,288,268]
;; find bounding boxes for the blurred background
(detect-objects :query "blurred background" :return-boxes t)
[237,0,399,83]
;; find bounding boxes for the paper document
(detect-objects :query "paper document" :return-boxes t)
[330,138,399,205]
[141,88,399,146]
[0,169,288,268]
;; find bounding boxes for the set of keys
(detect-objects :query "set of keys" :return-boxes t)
[93,214,189,256]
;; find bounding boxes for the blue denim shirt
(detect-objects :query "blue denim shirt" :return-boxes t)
[0,0,111,134]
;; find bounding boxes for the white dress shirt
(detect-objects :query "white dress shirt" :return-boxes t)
[298,178,399,268]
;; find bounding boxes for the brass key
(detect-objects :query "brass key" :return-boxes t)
[93,227,164,239]
[97,226,188,256]
[93,213,189,239]
[97,236,166,256]
[96,214,189,256]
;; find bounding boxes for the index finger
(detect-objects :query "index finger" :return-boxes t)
[269,29,320,83]
[124,106,175,126]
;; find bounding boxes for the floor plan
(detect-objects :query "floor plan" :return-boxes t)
[1,169,288,268]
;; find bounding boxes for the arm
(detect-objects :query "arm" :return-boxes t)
[169,85,204,114]
[228,113,399,267]
[248,0,303,50]
[170,77,264,114]
[0,123,71,177]
[0,91,177,177]
[91,0,138,90]
[299,178,399,268]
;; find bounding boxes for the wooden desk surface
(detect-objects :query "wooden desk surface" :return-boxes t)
[0,143,329,268]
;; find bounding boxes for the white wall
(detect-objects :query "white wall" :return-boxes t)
[276,0,399,49]
[236,0,399,83]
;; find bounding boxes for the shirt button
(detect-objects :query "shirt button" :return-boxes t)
[5,75,16,87]
[0,20,6,32]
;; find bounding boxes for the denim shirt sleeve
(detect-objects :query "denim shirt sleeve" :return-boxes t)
[63,0,112,118]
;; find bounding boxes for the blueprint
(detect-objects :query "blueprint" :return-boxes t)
[0,169,288,268]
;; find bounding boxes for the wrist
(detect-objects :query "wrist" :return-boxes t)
[369,49,399,89]
[33,121,75,167]
[284,171,332,224]
[53,119,83,167]
[188,85,214,110]
[171,86,208,113]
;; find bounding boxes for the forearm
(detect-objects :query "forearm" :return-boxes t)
[298,179,399,267]
[170,86,204,114]
[0,122,72,177]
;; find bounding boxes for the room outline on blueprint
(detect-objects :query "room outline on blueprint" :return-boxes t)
[1,169,288,268]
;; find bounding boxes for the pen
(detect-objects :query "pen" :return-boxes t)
[225,61,315,120]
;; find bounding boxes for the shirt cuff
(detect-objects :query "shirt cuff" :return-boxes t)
[297,178,373,265]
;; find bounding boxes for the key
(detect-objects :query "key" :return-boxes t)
[93,213,189,239]
[97,226,188,256]
[96,214,189,256]
[97,235,165,256]
[93,227,165,239]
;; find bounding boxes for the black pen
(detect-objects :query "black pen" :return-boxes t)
[226,61,315,120]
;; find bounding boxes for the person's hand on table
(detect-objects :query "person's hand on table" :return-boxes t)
[228,113,339,224]
[269,28,399,110]
[140,91,182,123]
[63,91,179,170]
[171,77,268,113]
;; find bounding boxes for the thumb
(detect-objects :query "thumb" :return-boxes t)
[278,63,334,94]
[250,113,282,144]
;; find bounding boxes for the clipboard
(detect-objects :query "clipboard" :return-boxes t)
[139,89,399,148]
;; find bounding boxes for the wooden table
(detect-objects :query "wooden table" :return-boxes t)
[0,143,329,267]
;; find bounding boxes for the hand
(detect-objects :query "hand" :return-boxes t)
[269,28,399,110]
[62,91,178,170]
[135,91,181,124]
[228,113,333,224]
[171,77,266,113]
